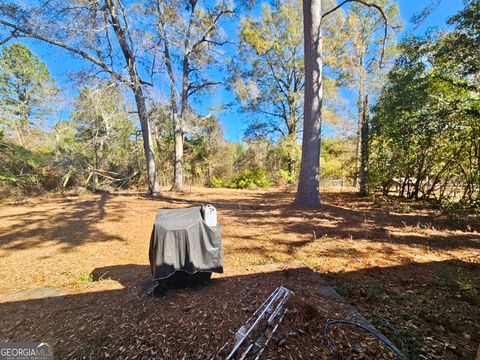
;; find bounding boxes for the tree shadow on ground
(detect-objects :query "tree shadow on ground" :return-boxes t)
[323,259,479,359]
[0,192,125,251]
[125,189,479,252]
[0,260,478,359]
[212,191,480,251]
[110,189,282,212]
[0,266,353,359]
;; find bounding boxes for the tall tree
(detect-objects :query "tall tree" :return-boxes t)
[296,0,323,206]
[340,0,401,195]
[235,0,304,137]
[0,43,57,147]
[0,0,161,194]
[296,0,388,206]
[233,0,304,176]
[234,0,344,177]
[153,0,232,191]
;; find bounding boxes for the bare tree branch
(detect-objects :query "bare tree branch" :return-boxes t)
[0,19,129,84]
[189,7,233,55]
[322,0,389,67]
[187,81,223,97]
[411,0,441,28]
[0,30,17,45]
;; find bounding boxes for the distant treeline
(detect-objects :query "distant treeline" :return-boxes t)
[0,44,355,197]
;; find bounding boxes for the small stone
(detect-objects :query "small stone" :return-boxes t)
[278,339,286,347]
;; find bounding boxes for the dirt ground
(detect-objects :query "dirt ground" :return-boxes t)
[0,187,478,359]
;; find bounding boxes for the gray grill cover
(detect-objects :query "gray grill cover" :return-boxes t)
[149,207,223,280]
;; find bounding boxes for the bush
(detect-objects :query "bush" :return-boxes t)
[210,169,272,189]
[441,199,480,211]
[210,176,223,188]
[0,142,45,194]
[226,169,272,189]
[277,169,295,185]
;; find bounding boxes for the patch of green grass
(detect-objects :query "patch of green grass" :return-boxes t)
[456,279,479,300]
[334,284,351,298]
[75,274,93,284]
[434,267,478,303]
[398,204,413,214]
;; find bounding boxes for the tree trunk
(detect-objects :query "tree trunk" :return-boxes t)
[354,93,362,188]
[157,6,182,192]
[413,155,425,199]
[134,87,161,195]
[359,94,369,196]
[171,1,198,192]
[173,112,184,191]
[354,53,366,188]
[169,64,182,192]
[106,0,160,195]
[287,157,295,176]
[172,54,190,192]
[93,145,98,192]
[295,0,322,207]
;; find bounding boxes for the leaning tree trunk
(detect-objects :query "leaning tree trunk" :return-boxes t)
[134,86,161,195]
[295,0,322,207]
[106,0,161,195]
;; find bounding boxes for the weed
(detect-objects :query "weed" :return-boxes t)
[334,284,350,298]
[76,274,93,284]
[456,279,479,299]
[398,204,412,214]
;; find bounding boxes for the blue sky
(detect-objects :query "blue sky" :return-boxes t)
[16,0,465,142]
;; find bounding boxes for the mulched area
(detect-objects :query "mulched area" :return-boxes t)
[0,188,478,359]
[324,260,480,359]
[0,265,399,359]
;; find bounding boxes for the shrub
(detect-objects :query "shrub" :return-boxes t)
[0,142,45,194]
[231,169,271,189]
[210,176,223,188]
[213,169,272,189]
[75,274,93,284]
[277,169,295,185]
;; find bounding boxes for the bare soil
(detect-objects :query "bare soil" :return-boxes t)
[0,188,478,359]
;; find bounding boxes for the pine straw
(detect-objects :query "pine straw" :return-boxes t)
[0,266,400,359]
[0,188,478,358]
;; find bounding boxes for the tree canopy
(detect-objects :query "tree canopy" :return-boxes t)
[0,0,477,208]
[0,43,58,147]
[370,0,480,203]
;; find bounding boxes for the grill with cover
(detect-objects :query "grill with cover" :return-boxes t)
[149,206,223,280]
